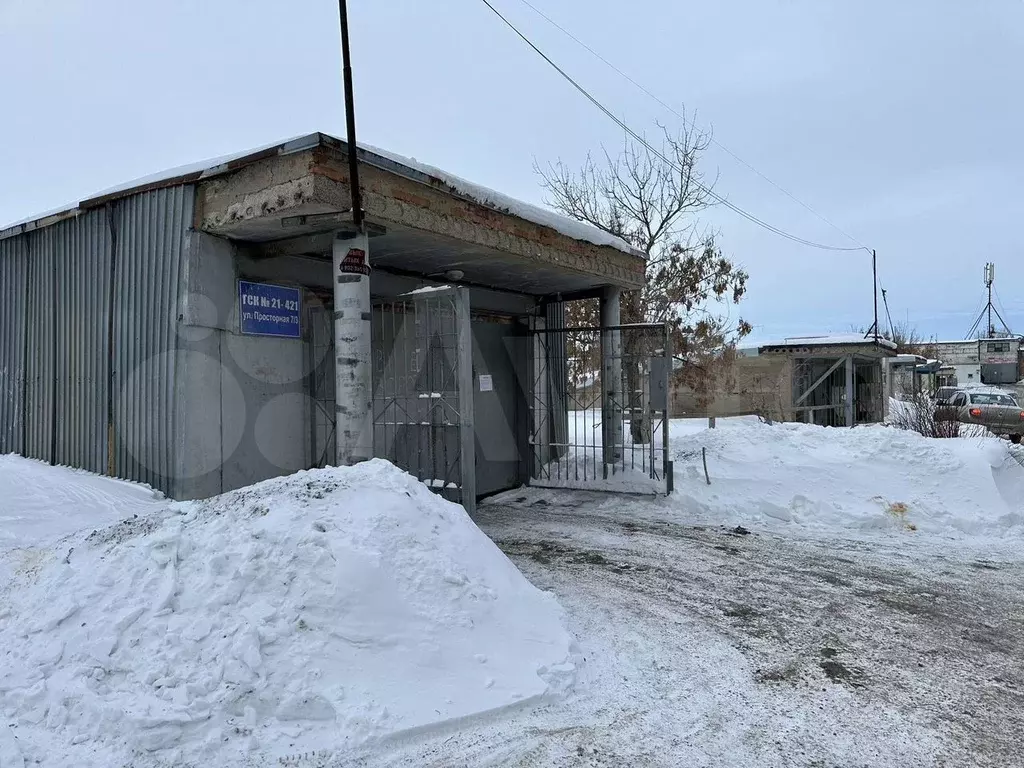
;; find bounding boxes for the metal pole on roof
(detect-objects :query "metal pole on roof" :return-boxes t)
[339,0,363,230]
[334,0,373,467]
[987,263,994,337]
[872,249,879,344]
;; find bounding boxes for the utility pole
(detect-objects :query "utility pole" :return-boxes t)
[339,0,362,233]
[872,249,879,343]
[333,0,373,466]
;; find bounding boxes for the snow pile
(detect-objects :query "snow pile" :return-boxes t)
[672,420,1024,538]
[0,455,165,550]
[0,458,576,767]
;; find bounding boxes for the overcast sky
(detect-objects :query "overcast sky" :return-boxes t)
[1,0,1021,341]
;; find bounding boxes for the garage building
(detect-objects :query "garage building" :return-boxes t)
[0,133,651,507]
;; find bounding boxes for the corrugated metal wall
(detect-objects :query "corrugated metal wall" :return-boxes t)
[54,210,112,473]
[112,186,192,490]
[0,236,28,455]
[24,228,56,460]
[0,185,193,493]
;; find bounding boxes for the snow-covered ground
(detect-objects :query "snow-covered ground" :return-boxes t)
[670,418,1024,541]
[532,410,669,494]
[0,458,575,767]
[347,420,1024,767]
[2,418,1023,767]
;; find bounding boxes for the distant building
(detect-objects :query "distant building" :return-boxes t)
[882,353,928,400]
[672,334,895,427]
[931,338,1022,387]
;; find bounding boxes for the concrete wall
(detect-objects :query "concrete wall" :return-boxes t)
[934,341,980,366]
[195,141,647,291]
[951,363,982,386]
[671,351,792,422]
[672,344,891,424]
[173,243,540,500]
[174,233,309,499]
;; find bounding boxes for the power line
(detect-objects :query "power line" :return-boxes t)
[479,0,869,253]
[880,287,896,338]
[993,286,1016,335]
[511,0,871,252]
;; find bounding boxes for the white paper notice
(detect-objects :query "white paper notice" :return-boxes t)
[479,374,494,392]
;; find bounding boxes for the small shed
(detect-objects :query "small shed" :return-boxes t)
[672,334,896,426]
[742,335,895,426]
[742,335,896,426]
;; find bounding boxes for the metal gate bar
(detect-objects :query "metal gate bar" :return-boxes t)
[371,287,475,512]
[307,287,476,512]
[529,322,671,495]
[307,302,336,468]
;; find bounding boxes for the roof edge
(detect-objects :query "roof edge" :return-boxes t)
[0,133,325,241]
[2,132,644,259]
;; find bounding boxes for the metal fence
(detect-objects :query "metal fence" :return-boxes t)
[307,303,336,468]
[371,287,475,511]
[307,288,476,511]
[529,323,672,494]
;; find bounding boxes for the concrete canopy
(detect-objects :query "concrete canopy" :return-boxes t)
[192,133,646,297]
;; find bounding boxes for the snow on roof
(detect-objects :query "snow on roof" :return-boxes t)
[1,133,642,257]
[887,353,926,364]
[359,143,640,256]
[85,133,319,204]
[402,284,453,296]
[743,333,898,351]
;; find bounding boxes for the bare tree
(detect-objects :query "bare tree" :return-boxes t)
[537,120,750,442]
[889,390,986,439]
[889,322,938,359]
[859,321,938,359]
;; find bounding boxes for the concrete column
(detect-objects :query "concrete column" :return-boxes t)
[845,355,855,427]
[454,287,476,514]
[600,287,623,468]
[332,233,373,465]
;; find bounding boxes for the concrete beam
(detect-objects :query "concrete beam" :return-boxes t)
[195,146,646,291]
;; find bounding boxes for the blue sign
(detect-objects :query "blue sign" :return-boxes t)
[238,281,301,338]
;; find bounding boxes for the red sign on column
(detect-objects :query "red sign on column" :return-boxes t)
[340,247,370,276]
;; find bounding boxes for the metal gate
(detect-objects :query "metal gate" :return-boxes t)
[308,287,476,512]
[308,302,336,468]
[529,322,672,495]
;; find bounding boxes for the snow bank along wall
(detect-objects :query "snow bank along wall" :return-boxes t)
[0,133,645,501]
